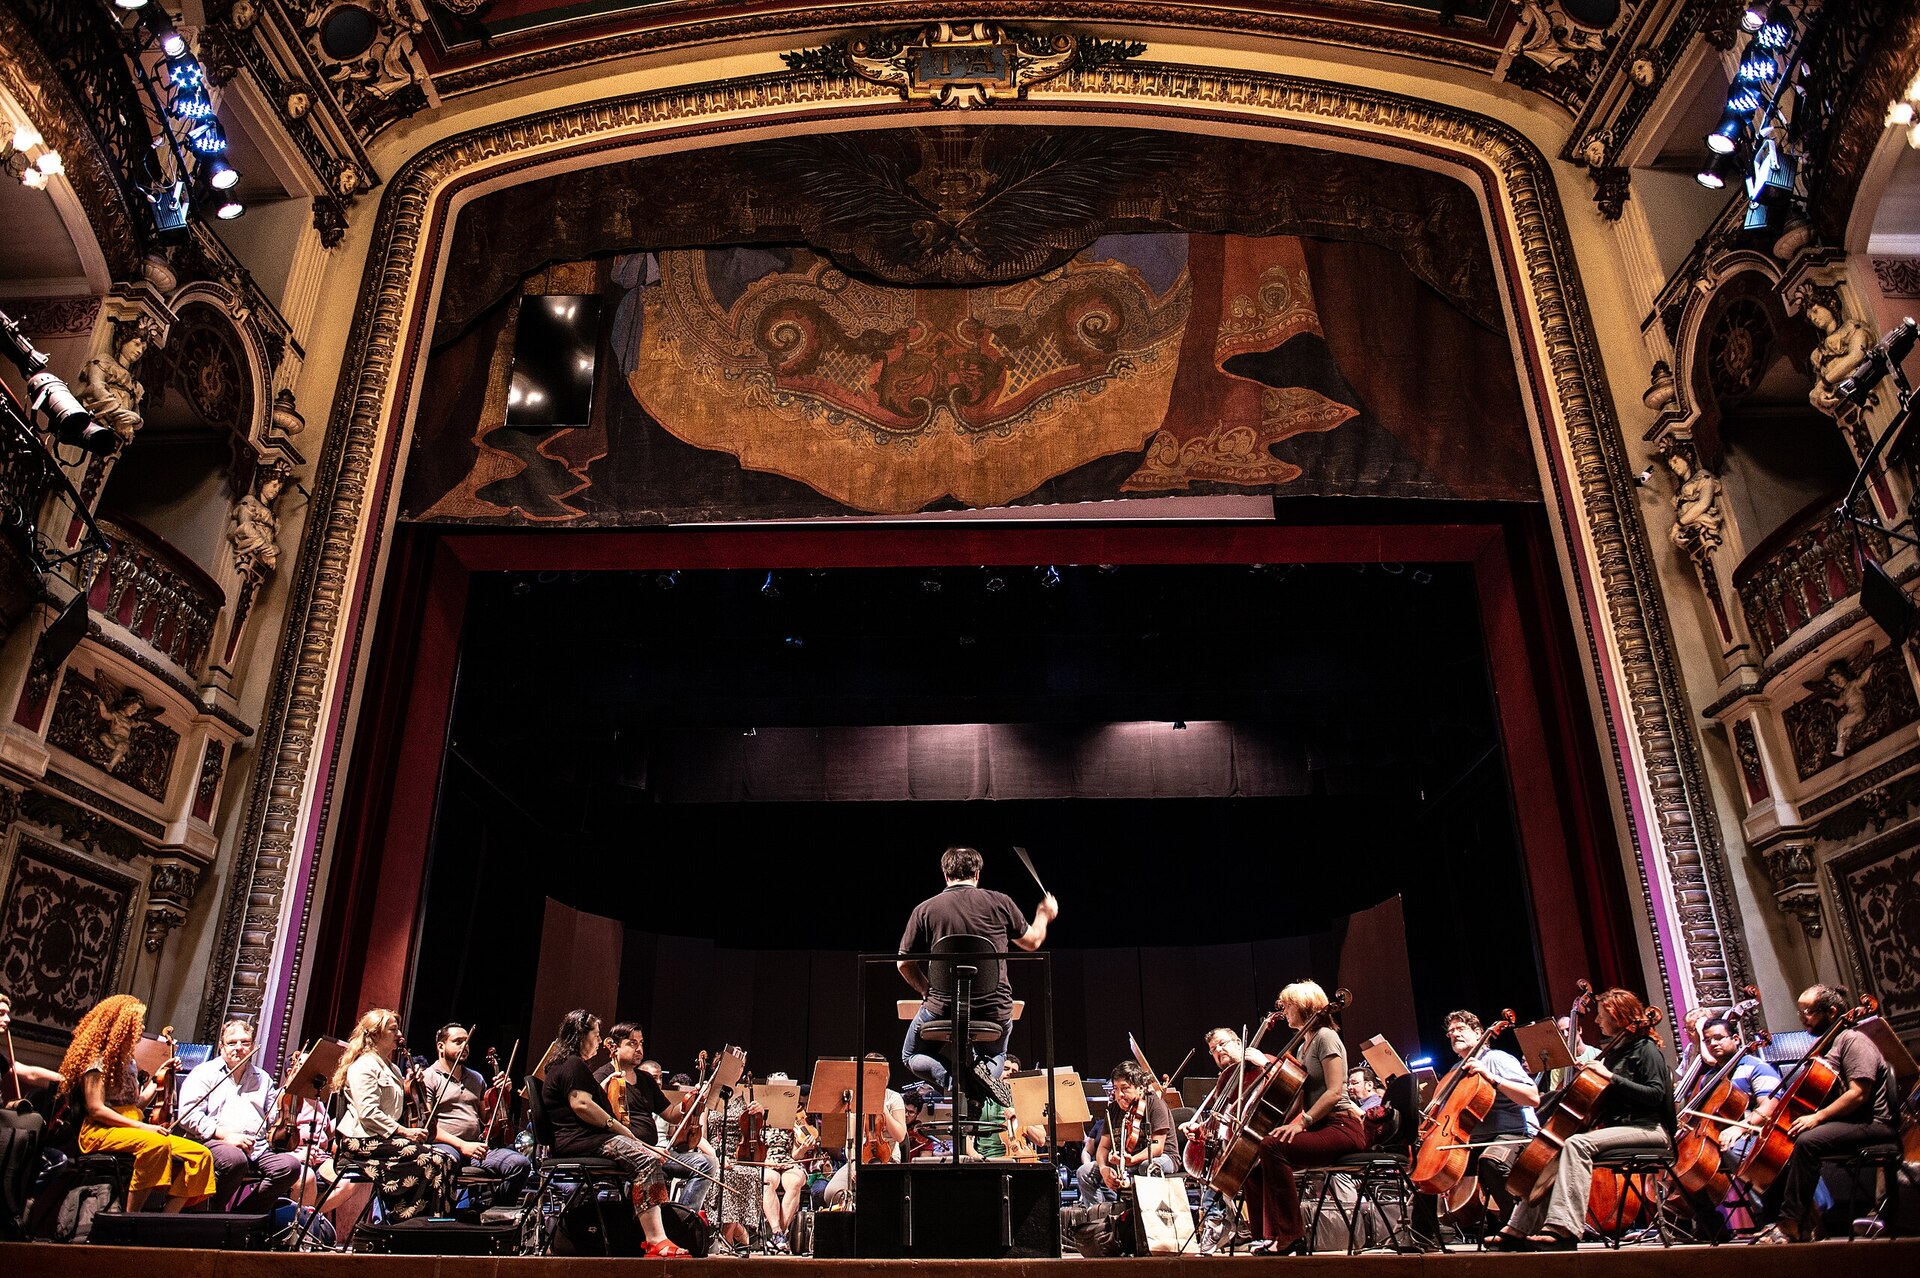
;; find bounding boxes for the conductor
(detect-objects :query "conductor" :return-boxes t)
[897,846,1059,1106]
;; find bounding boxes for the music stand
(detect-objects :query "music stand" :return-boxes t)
[1360,1035,1411,1084]
[808,1058,888,1159]
[1009,1067,1089,1143]
[1513,1019,1575,1077]
[530,1039,560,1083]
[749,1081,801,1129]
[289,1037,346,1102]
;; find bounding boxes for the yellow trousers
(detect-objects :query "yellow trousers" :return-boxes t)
[79,1110,216,1204]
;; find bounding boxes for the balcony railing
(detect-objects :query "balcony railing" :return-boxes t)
[88,514,223,673]
[1733,492,1889,659]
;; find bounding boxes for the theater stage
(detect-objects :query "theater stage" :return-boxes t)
[7,1240,1916,1276]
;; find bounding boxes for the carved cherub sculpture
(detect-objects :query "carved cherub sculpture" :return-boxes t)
[1805,643,1877,759]
[1666,449,1724,553]
[89,672,163,773]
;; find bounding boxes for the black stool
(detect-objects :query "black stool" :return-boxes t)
[915,934,1008,1156]
[1822,1143,1903,1239]
[1589,1151,1677,1248]
[1307,1150,1429,1254]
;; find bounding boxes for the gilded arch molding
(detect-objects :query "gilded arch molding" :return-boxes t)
[200,61,1754,1047]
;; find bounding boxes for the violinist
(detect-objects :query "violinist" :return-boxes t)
[334,1008,455,1224]
[594,1024,716,1215]
[0,990,58,1238]
[1754,985,1897,1243]
[541,1010,688,1257]
[175,1019,300,1210]
[58,994,215,1212]
[822,1056,908,1208]
[1244,981,1369,1255]
[1490,987,1673,1251]
[1440,1010,1540,1221]
[756,1071,809,1254]
[420,1023,531,1206]
[1078,1062,1175,1204]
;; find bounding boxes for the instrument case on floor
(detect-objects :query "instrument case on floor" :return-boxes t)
[355,1216,525,1255]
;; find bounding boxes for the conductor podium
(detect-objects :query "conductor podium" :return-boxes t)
[854,1163,1061,1258]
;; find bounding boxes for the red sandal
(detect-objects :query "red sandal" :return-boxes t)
[642,1239,691,1258]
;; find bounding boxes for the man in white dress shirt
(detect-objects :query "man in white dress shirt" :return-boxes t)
[175,1020,300,1210]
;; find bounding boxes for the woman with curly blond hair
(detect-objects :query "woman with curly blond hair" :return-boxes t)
[329,1008,452,1224]
[59,994,214,1211]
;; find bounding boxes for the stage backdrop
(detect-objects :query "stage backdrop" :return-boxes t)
[529,894,1417,1088]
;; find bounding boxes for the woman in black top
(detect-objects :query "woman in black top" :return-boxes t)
[539,1009,689,1258]
[1494,988,1673,1249]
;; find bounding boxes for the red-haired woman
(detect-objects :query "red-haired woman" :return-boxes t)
[1490,988,1675,1250]
[59,995,215,1211]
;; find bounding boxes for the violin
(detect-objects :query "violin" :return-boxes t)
[1205,988,1351,1199]
[668,1045,743,1152]
[1411,1008,1517,1201]
[481,1042,519,1147]
[1003,1110,1039,1162]
[1505,981,1662,1203]
[1106,1092,1142,1190]
[1739,992,1879,1191]
[605,1071,632,1128]
[738,1106,769,1163]
[145,1025,179,1126]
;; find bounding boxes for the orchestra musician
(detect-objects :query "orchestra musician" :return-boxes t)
[541,1009,689,1257]
[1440,1009,1540,1222]
[597,1035,717,1213]
[332,1008,455,1224]
[1344,1067,1383,1114]
[1244,981,1370,1255]
[419,1022,532,1207]
[58,994,215,1212]
[822,1054,907,1208]
[1490,988,1674,1250]
[1677,1014,1780,1241]
[1755,985,1898,1243]
[0,989,59,1238]
[1182,1026,1271,1249]
[756,1071,809,1254]
[897,846,1058,1108]
[1078,1061,1176,1204]
[174,1019,301,1211]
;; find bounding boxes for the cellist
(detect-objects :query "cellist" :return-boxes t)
[1753,985,1897,1243]
[1439,1010,1540,1222]
[1675,1014,1778,1242]
[1489,988,1673,1251]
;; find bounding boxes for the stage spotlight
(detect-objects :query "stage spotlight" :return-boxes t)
[207,158,238,190]
[1706,109,1747,155]
[920,574,942,593]
[1736,52,1778,83]
[115,0,150,9]
[189,121,227,156]
[1756,3,1794,49]
[654,570,678,589]
[1740,0,1768,30]
[1726,84,1763,113]
[743,726,757,737]
[1696,153,1735,189]
[984,571,1005,592]
[783,635,805,648]
[215,198,243,220]
[39,591,91,671]
[1039,565,1061,589]
[760,571,780,599]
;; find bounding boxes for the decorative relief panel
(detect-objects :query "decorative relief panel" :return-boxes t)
[1733,718,1768,803]
[1832,833,1920,1039]
[1871,257,1920,299]
[46,669,180,801]
[0,836,138,1043]
[1783,642,1920,781]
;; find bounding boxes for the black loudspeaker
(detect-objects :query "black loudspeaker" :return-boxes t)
[854,1163,1060,1258]
[357,1217,524,1255]
[660,1201,710,1256]
[90,1209,274,1249]
[1863,558,1916,646]
[812,1208,857,1257]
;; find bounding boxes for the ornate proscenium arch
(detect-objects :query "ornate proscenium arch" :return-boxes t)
[199,59,1753,1048]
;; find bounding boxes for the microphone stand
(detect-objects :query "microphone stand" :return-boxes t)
[714,1083,736,1252]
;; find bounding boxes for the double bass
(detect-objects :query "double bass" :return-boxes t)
[1738,992,1878,1191]
[1411,1008,1517,1207]
[1205,988,1352,1199]
[1505,982,1662,1202]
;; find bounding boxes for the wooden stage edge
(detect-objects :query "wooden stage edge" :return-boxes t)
[6,1240,1917,1275]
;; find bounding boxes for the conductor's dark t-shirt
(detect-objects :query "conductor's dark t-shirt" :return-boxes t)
[899,883,1029,1022]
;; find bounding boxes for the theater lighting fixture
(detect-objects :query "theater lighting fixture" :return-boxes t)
[1696,152,1735,190]
[1039,565,1062,589]
[207,158,237,190]
[1172,720,1188,731]
[215,198,244,220]
[4,122,61,192]
[115,0,150,8]
[1755,3,1795,49]
[760,571,780,599]
[1706,109,1748,155]
[1740,0,1768,30]
[1736,52,1778,84]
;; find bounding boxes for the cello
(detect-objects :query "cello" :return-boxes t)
[1411,1008,1517,1204]
[1738,992,1878,1191]
[1672,1021,1769,1199]
[1182,1010,1286,1178]
[1505,983,1662,1202]
[1205,988,1351,1199]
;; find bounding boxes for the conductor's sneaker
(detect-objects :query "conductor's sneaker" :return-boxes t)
[973,1058,1014,1107]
